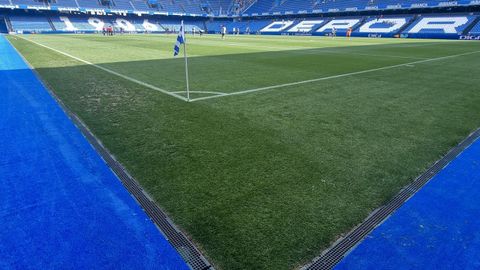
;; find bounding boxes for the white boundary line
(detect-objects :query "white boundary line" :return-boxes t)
[292,49,428,60]
[17,35,189,102]
[183,39,426,60]
[171,90,226,95]
[190,50,480,102]
[16,35,480,104]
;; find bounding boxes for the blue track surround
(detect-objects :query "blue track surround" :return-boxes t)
[0,35,189,270]
[335,135,480,269]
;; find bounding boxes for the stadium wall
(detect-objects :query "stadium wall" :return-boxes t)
[2,7,480,39]
[208,13,480,39]
[1,0,479,17]
[1,9,207,34]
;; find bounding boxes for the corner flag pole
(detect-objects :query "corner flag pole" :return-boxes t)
[181,21,191,102]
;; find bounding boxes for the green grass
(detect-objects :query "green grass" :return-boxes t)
[8,34,480,270]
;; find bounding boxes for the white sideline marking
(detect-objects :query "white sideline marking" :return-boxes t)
[288,49,427,60]
[17,36,480,103]
[190,50,480,102]
[193,40,425,60]
[171,91,227,95]
[18,36,189,102]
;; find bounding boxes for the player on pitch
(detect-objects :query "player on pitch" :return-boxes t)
[346,27,352,40]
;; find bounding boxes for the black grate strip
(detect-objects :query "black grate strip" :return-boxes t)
[49,89,213,270]
[11,39,214,270]
[11,37,480,270]
[55,95,213,270]
[302,128,480,270]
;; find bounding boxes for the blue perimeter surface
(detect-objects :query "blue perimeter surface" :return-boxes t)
[336,136,480,269]
[0,35,189,269]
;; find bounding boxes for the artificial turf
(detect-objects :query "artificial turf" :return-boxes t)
[7,34,480,270]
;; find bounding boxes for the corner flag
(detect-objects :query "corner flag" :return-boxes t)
[173,21,190,101]
[173,22,185,56]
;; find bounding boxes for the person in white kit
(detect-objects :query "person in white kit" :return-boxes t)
[221,25,226,39]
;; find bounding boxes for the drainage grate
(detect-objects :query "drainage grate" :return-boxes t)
[302,128,480,270]
[53,95,213,270]
[9,35,214,270]
[24,72,214,270]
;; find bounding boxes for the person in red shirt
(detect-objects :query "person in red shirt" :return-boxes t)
[346,27,352,40]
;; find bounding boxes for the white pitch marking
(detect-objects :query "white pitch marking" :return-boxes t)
[189,39,427,60]
[288,49,428,60]
[18,35,189,102]
[190,50,480,102]
[171,91,227,95]
[17,35,479,103]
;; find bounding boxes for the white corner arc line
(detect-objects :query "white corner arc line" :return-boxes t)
[171,91,227,95]
[18,36,188,102]
[190,50,480,102]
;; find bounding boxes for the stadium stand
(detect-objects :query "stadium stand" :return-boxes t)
[158,17,205,31]
[315,17,363,34]
[284,18,327,33]
[6,11,480,38]
[230,0,254,14]
[75,0,106,9]
[130,0,151,10]
[403,14,476,38]
[130,17,163,31]
[246,0,275,14]
[54,0,80,7]
[113,0,135,9]
[206,0,233,15]
[51,16,75,31]
[1,0,480,38]
[355,15,414,37]
[155,0,184,13]
[9,16,52,32]
[270,0,315,13]
[0,0,479,15]
[51,16,93,31]
[258,19,296,32]
[0,16,8,33]
[13,0,44,6]
[470,18,480,33]
[245,0,477,14]
[206,18,271,33]
[180,0,204,14]
[1,2,479,270]
[21,14,206,33]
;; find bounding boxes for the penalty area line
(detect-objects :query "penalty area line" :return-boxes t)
[17,35,188,102]
[190,49,480,102]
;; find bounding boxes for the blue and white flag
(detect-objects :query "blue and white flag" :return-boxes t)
[173,21,185,56]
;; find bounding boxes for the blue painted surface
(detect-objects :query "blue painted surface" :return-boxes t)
[336,137,480,269]
[0,35,189,270]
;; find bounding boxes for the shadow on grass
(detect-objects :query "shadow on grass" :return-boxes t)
[14,37,478,99]
[6,36,480,270]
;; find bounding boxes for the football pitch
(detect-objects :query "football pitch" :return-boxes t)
[8,34,480,270]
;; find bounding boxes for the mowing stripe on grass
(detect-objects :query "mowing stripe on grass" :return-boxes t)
[17,35,480,104]
[187,39,428,60]
[237,44,427,60]
[312,49,429,59]
[17,35,189,102]
[6,36,213,270]
[303,128,480,270]
[190,49,480,102]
